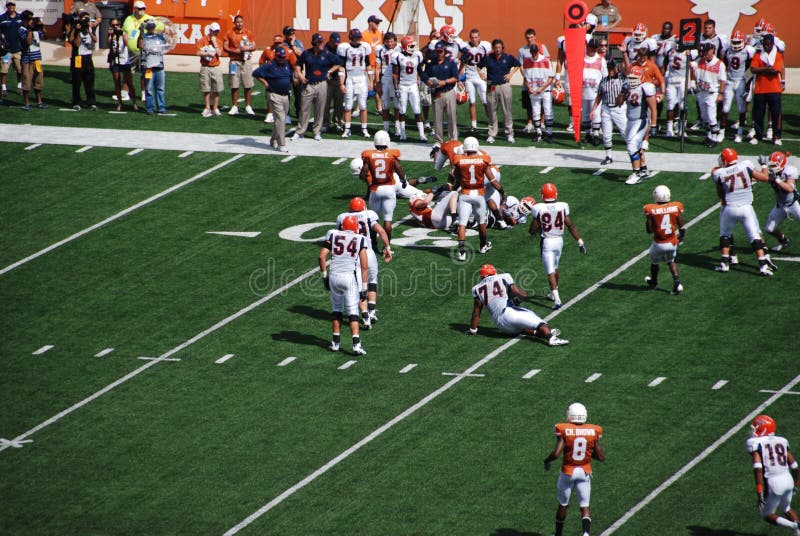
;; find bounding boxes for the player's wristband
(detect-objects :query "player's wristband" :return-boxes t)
[362,283,368,292]
[338,71,345,77]
[321,270,327,279]
[791,460,799,469]
[753,462,763,469]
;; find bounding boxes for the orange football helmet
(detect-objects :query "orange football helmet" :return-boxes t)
[763,23,776,36]
[455,82,468,104]
[552,84,565,104]
[400,35,416,53]
[719,147,738,167]
[541,183,558,202]
[440,24,457,43]
[633,23,648,43]
[350,197,366,212]
[751,414,776,437]
[341,215,359,233]
[730,30,745,52]
[768,151,789,173]
[754,18,768,37]
[479,264,497,279]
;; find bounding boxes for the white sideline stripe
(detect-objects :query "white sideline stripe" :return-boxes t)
[523,368,541,379]
[648,376,667,387]
[281,155,297,163]
[0,153,245,277]
[222,200,725,536]
[338,360,357,370]
[108,111,127,115]
[58,108,79,112]
[25,143,41,151]
[600,373,800,535]
[698,173,711,181]
[94,348,114,358]
[332,157,347,165]
[76,146,93,153]
[592,169,605,176]
[127,148,144,156]
[712,380,728,390]
[540,166,554,174]
[760,389,800,396]
[32,345,54,355]
[399,364,417,374]
[215,354,235,364]
[585,372,602,383]
[277,356,297,367]
[178,151,193,158]
[0,265,319,455]
[442,372,485,378]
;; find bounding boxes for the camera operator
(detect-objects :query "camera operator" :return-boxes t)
[69,10,97,110]
[107,17,136,111]
[18,10,44,109]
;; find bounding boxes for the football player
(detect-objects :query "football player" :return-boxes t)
[721,31,755,143]
[622,71,657,185]
[529,183,586,309]
[434,24,463,64]
[543,402,605,536]
[519,42,555,143]
[581,39,608,145]
[374,32,400,136]
[430,138,464,170]
[467,264,568,345]
[452,137,504,261]
[360,130,407,242]
[393,36,427,142]
[661,42,698,138]
[712,147,778,275]
[337,197,392,327]
[745,415,800,534]
[337,28,373,138]
[621,22,649,74]
[630,40,665,140]
[490,195,536,227]
[763,151,799,252]
[318,215,369,355]
[408,188,459,230]
[643,185,685,294]
[651,21,677,70]
[459,28,491,133]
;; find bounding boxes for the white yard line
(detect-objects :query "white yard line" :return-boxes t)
[600,373,800,535]
[178,151,193,158]
[698,172,711,181]
[0,154,245,277]
[585,372,602,383]
[648,376,666,387]
[332,157,347,165]
[711,380,728,390]
[215,354,235,364]
[277,356,297,367]
[94,348,114,358]
[522,368,541,380]
[540,166,554,174]
[25,143,41,151]
[223,201,724,535]
[76,146,93,153]
[127,148,144,156]
[281,155,297,163]
[592,169,605,176]
[32,345,54,355]
[338,360,358,370]
[759,389,800,396]
[648,170,661,178]
[399,364,417,374]
[441,372,485,378]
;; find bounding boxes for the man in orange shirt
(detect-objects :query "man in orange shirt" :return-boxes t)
[644,185,685,295]
[544,402,605,536]
[630,42,665,142]
[197,22,223,117]
[749,33,784,146]
[362,15,384,112]
[223,15,256,116]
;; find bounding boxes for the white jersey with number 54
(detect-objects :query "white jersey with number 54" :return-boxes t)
[531,201,570,239]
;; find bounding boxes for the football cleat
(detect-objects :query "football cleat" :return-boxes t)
[329,341,340,352]
[548,335,570,346]
[764,255,778,271]
[645,276,658,289]
[342,129,352,138]
[715,262,730,272]
[496,219,508,230]
[523,123,534,133]
[478,242,493,254]
[369,310,378,323]
[730,255,739,265]
[456,250,467,262]
[362,128,371,138]
[672,282,684,295]
[546,291,556,302]
[352,344,367,355]
[760,265,774,276]
[415,176,438,185]
[361,317,372,330]
[771,237,790,252]
[625,172,643,185]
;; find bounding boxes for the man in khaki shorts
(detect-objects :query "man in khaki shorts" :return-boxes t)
[0,1,23,96]
[223,15,255,116]
[197,21,223,116]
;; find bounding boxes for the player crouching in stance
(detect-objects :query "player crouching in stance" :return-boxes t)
[763,151,798,252]
[318,216,369,355]
[746,415,800,535]
[712,147,778,276]
[467,264,568,346]
[529,183,586,310]
[543,402,605,536]
[644,185,685,294]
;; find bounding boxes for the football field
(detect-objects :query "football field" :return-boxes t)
[1,133,798,535]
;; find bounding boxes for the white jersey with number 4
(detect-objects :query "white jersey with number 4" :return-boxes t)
[712,160,756,207]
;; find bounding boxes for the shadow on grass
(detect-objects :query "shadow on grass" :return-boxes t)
[686,526,763,536]
[289,305,331,322]
[490,529,542,536]
[600,281,660,292]
[271,330,330,349]
[449,323,513,340]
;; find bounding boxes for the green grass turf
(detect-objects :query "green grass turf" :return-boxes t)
[0,141,798,535]
[0,65,798,157]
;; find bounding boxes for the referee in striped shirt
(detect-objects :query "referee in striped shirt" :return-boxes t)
[590,59,627,165]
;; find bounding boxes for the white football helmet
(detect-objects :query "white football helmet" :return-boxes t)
[567,402,587,424]
[349,157,363,176]
[463,136,480,153]
[504,195,519,209]
[653,185,671,203]
[374,130,391,148]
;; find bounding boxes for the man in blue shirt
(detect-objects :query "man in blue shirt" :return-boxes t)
[421,40,460,143]
[0,1,23,97]
[293,33,341,141]
[479,39,520,143]
[254,46,294,152]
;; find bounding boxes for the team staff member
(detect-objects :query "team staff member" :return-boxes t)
[323,32,344,132]
[223,15,256,116]
[0,1,23,97]
[253,46,294,153]
[421,40,460,143]
[293,33,342,141]
[282,25,304,118]
[479,39,520,144]
[749,33,784,146]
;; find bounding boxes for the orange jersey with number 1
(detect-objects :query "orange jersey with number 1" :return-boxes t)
[554,422,603,475]
[644,201,684,245]
[452,153,492,196]
[362,149,401,192]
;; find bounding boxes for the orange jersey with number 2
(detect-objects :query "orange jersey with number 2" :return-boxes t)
[362,149,401,192]
[554,422,603,475]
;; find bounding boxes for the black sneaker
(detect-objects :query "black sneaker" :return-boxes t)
[645,276,658,289]
[600,156,613,165]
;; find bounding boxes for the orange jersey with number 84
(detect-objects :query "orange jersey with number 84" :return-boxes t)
[554,422,603,475]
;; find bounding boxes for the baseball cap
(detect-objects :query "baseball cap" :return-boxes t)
[330,32,341,43]
[434,40,447,50]
[274,47,287,59]
[282,25,295,35]
[368,15,382,24]
[585,13,598,26]
[701,41,716,52]
[208,22,220,33]
[133,1,146,9]
[6,1,16,6]
[349,28,362,40]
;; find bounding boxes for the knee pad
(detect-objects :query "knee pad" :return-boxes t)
[367,282,378,293]
[720,235,732,249]
[332,311,343,321]
[629,152,641,163]
[348,314,360,324]
[751,239,766,252]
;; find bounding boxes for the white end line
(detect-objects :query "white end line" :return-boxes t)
[222,201,724,535]
[600,374,800,535]
[0,154,246,276]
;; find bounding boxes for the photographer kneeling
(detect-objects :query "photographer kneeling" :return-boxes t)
[69,10,96,110]
[107,17,136,111]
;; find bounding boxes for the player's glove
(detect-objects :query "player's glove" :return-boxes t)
[429,145,440,159]
[768,170,778,185]
[678,228,686,246]
[578,239,587,254]
[323,274,330,291]
[400,177,408,189]
[395,89,401,99]
[650,125,657,137]
[511,295,522,306]
[543,458,552,471]
[416,175,438,185]
[757,491,766,512]
[758,155,768,166]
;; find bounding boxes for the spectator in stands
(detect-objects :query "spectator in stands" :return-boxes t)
[0,1,23,98]
[479,38,520,144]
[69,10,97,111]
[18,10,44,110]
[197,22,223,117]
[107,17,137,111]
[590,0,622,29]
[323,32,344,132]
[421,40,459,143]
[293,33,342,141]
[138,19,167,115]
[223,15,256,116]
[254,46,294,152]
[749,34,784,146]
[123,1,156,103]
